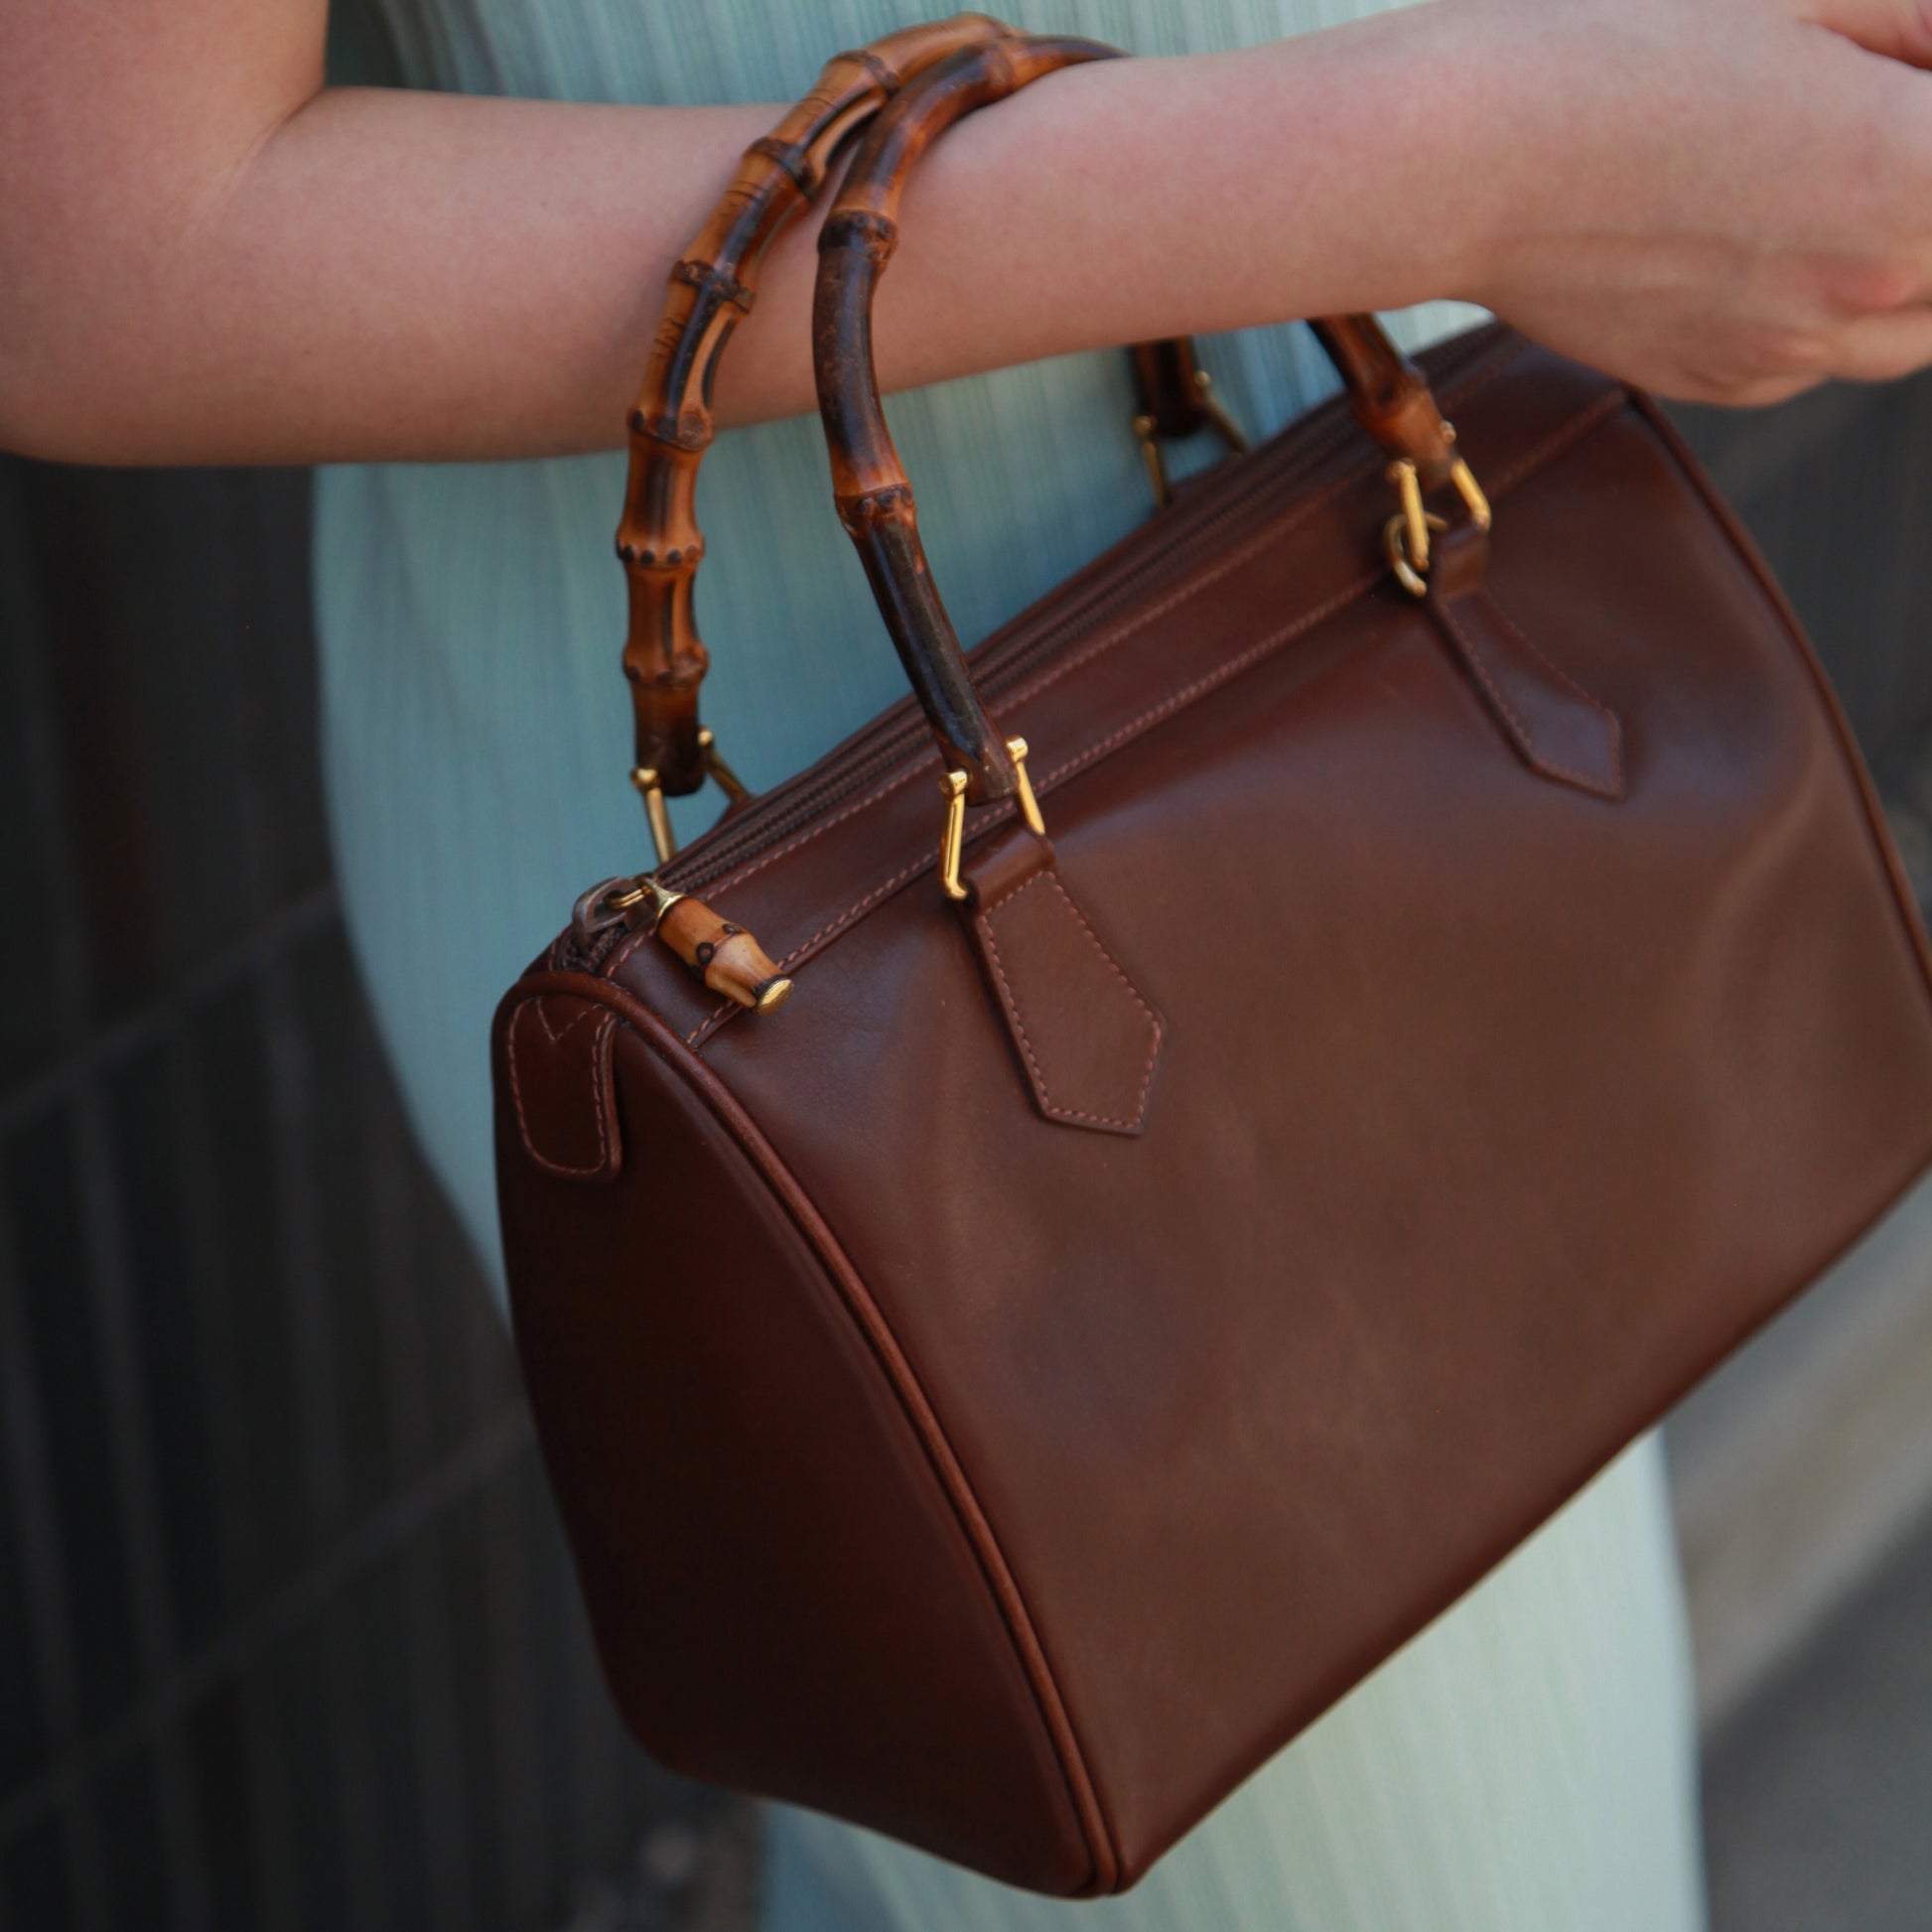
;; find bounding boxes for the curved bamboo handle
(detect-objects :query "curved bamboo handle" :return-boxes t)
[812,35,1470,800]
[813,36,1118,804]
[617,13,1014,799]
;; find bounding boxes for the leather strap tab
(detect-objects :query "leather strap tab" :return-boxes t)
[962,827,1164,1137]
[502,994,625,1183]
[1425,523,1624,802]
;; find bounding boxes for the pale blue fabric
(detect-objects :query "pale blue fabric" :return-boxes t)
[314,4,1709,1927]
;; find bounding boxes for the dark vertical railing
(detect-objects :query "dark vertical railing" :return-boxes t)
[0,456,726,1932]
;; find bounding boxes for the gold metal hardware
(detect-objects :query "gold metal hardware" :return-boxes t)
[751,973,792,1013]
[577,870,684,932]
[637,874,688,930]
[574,866,789,1012]
[939,736,1046,901]
[631,766,679,865]
[1384,510,1448,599]
[1007,737,1047,839]
[631,728,754,865]
[570,869,684,945]
[1383,433,1491,598]
[938,769,971,901]
[1390,458,1431,578]
[1132,414,1170,510]
[1191,369,1250,456]
[1133,369,1249,511]
[697,727,751,805]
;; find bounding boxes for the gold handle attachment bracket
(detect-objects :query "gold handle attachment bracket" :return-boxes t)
[1382,427,1492,597]
[631,726,755,867]
[939,737,1047,901]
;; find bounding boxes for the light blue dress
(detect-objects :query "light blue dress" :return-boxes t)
[315,4,1708,1927]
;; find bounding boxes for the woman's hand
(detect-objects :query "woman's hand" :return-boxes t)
[1440,0,1932,404]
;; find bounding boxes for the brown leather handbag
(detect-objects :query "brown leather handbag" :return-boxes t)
[493,20,1932,1896]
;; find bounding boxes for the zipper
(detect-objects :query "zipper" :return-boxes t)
[580,325,1509,957]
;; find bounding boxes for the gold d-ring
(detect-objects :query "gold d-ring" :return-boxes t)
[1384,438,1491,598]
[1384,510,1449,599]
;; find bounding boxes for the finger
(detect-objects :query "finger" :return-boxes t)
[1792,0,1932,68]
[1830,305,1932,380]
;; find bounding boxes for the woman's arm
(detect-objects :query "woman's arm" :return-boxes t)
[4,0,1931,467]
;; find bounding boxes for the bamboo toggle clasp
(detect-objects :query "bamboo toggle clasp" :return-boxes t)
[578,874,792,1014]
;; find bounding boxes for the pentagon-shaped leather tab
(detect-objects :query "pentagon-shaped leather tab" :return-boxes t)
[1427,522,1624,802]
[502,994,624,1182]
[963,827,1164,1137]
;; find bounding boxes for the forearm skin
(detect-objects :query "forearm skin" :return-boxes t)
[0,7,1490,466]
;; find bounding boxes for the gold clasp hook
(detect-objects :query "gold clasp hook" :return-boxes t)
[1133,369,1249,511]
[939,737,1046,901]
[1382,426,1491,597]
[631,726,754,866]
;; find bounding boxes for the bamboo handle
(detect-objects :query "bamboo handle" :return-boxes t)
[616,13,1014,798]
[811,35,1467,799]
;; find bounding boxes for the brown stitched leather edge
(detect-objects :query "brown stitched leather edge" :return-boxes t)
[506,967,1122,1892]
[973,870,1165,1132]
[504,999,621,1179]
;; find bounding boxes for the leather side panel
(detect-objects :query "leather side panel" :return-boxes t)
[495,986,1096,1892]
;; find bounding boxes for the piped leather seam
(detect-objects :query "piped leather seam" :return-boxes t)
[973,872,1163,1131]
[554,973,1121,1891]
